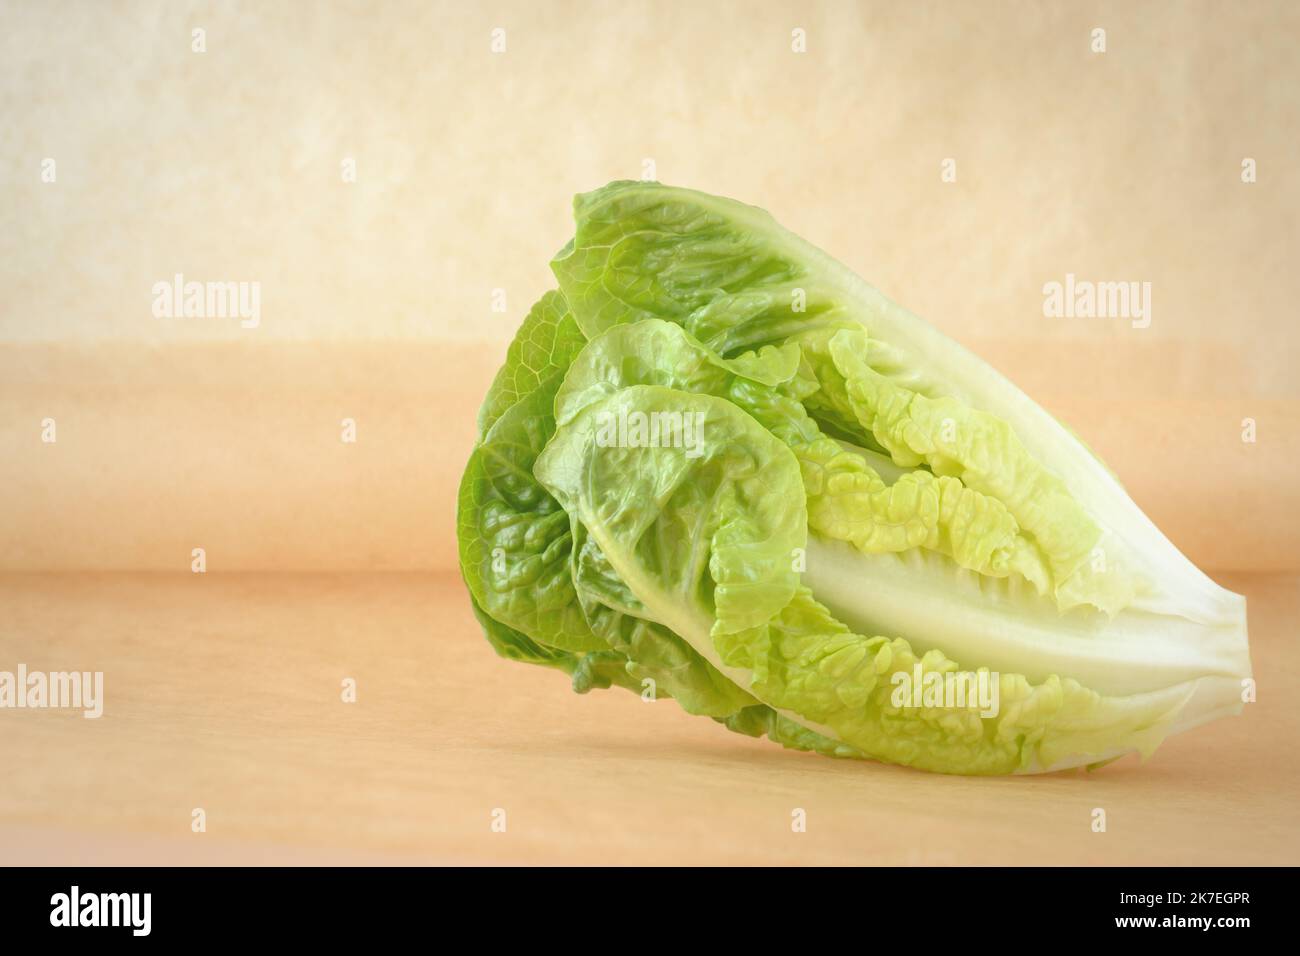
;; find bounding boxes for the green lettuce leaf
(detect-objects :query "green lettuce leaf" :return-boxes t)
[458,378,607,654]
[477,290,587,437]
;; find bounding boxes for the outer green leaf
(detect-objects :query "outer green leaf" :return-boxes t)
[458,380,607,653]
[478,290,588,437]
[712,588,1194,774]
[468,591,576,672]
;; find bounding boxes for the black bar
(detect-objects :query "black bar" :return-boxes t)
[0,867,1276,941]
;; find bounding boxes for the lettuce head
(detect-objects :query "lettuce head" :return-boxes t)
[456,181,1252,775]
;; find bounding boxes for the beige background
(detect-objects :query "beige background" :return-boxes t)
[2,0,1298,572]
[1,0,1298,864]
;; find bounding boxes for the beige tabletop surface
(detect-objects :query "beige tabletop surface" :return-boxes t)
[2,569,1295,866]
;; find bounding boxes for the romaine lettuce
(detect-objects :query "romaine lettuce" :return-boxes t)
[457,181,1251,774]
